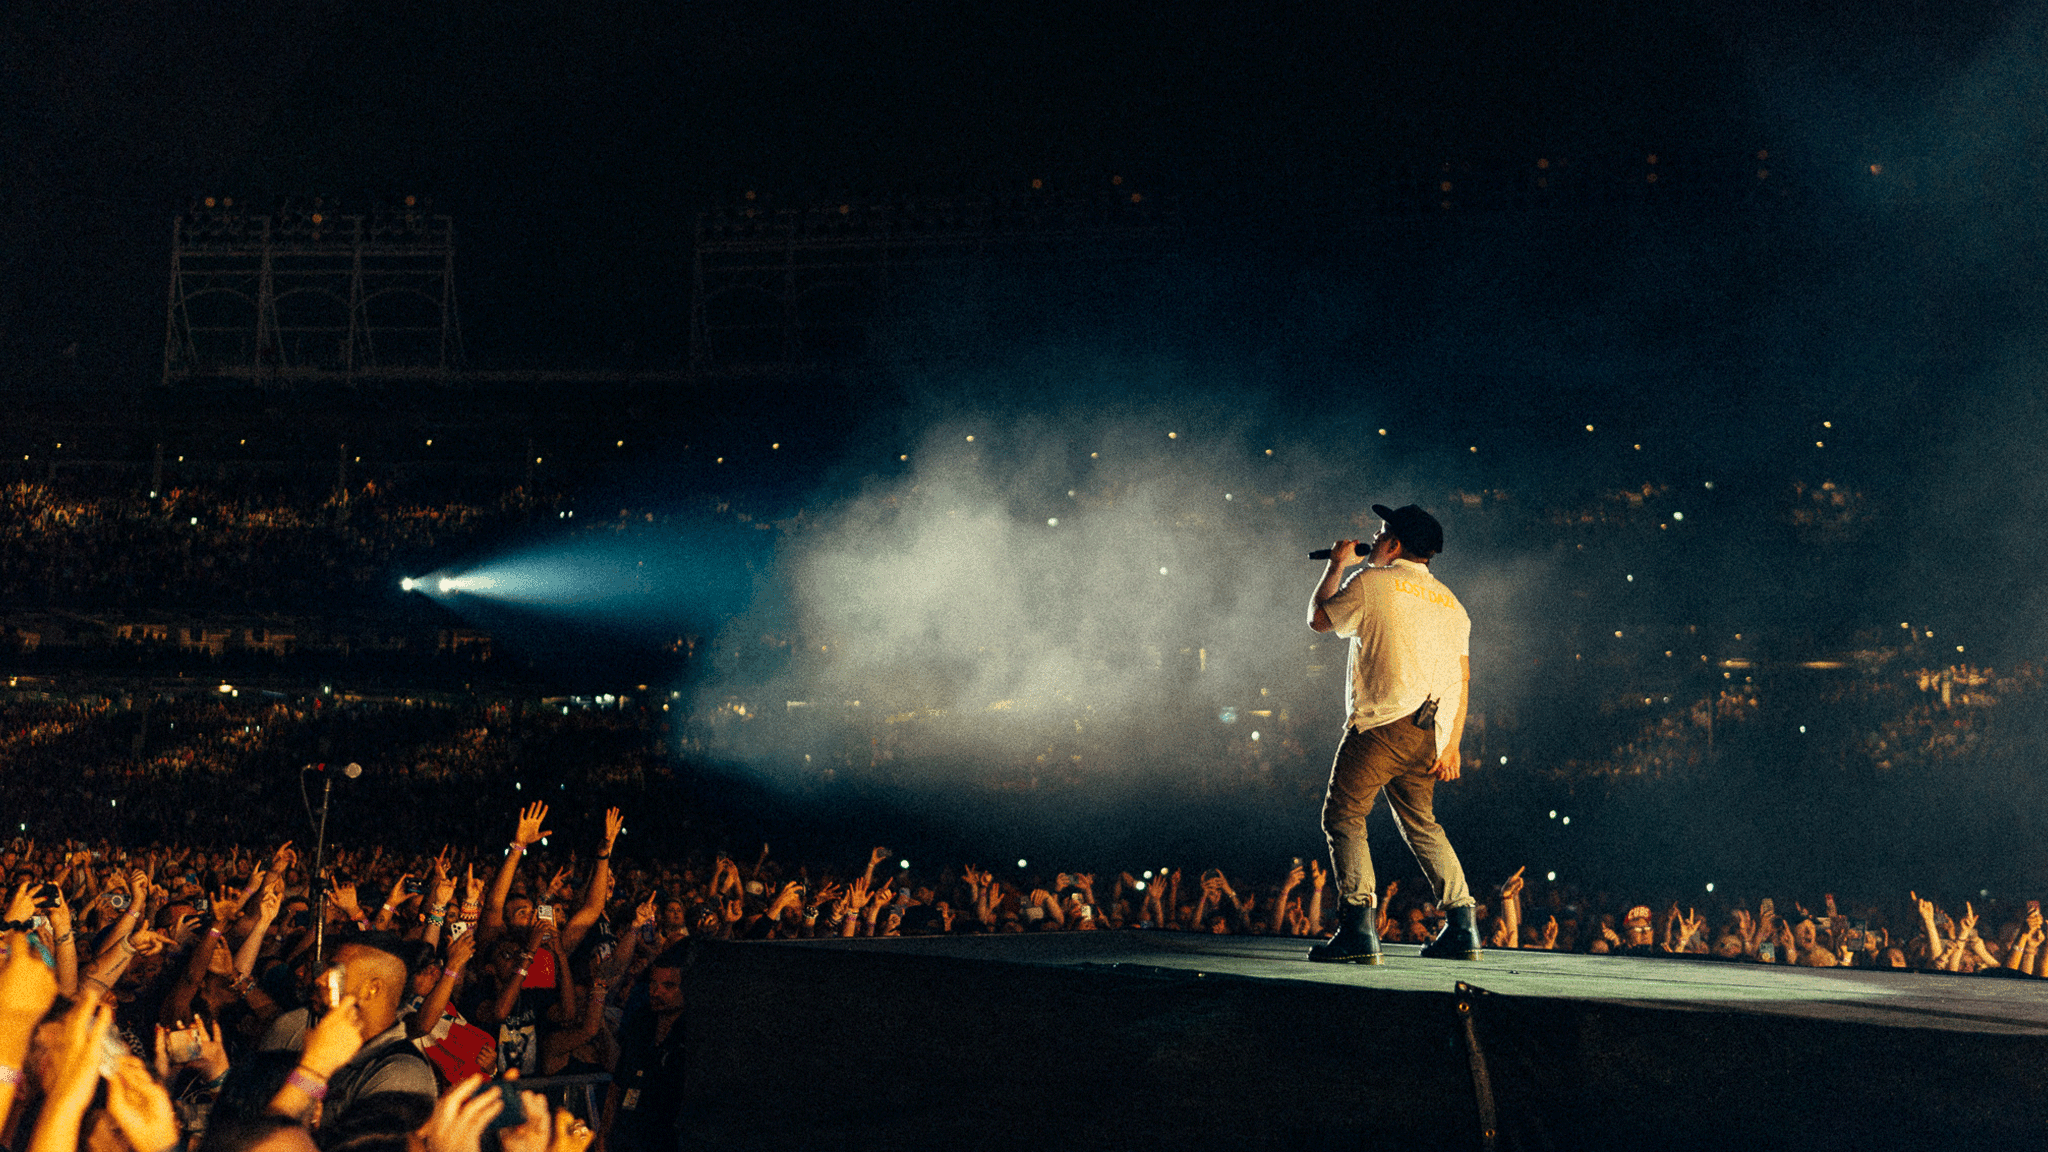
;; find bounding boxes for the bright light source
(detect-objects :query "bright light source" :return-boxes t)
[1673,512,1684,521]
[1134,880,1147,891]
[1546,871,1556,881]
[1500,756,1508,764]
[1017,859,1028,868]
[438,578,455,593]
[1159,567,1169,576]
[1142,870,1153,879]
[1047,518,1058,526]
[400,577,417,592]
[1250,731,1260,741]
[1562,816,1571,825]
[217,684,233,694]
[1550,810,1557,818]
[899,859,910,869]
[1799,725,1806,733]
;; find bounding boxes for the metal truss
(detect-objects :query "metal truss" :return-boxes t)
[162,199,463,385]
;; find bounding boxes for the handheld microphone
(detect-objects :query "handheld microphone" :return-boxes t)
[1308,549,1337,560]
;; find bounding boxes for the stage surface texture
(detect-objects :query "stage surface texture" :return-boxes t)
[680,932,2048,1150]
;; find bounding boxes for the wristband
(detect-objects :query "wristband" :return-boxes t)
[508,842,525,853]
[429,903,449,915]
[426,914,446,927]
[286,1066,328,1100]
[595,852,611,860]
[207,927,223,938]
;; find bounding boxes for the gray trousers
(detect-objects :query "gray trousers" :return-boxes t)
[1320,713,1473,910]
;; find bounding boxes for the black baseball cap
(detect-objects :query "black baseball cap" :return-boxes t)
[1371,503,1445,555]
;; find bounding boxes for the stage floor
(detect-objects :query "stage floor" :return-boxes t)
[776,929,2048,1036]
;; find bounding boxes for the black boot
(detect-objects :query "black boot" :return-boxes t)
[1419,904,1482,961]
[1307,901,1383,964]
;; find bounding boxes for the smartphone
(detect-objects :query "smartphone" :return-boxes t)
[448,919,470,940]
[485,1082,528,1130]
[167,1026,205,1065]
[106,893,129,911]
[536,904,556,923]
[1758,942,1778,962]
[192,898,211,914]
[323,965,345,1009]
[32,883,58,908]
[404,879,424,895]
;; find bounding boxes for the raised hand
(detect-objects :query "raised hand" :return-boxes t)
[383,874,418,912]
[1308,859,1326,890]
[38,993,113,1124]
[210,883,251,925]
[495,1090,553,1152]
[603,807,625,847]
[431,851,458,909]
[545,868,572,902]
[462,865,485,908]
[553,1104,596,1152]
[631,892,657,931]
[3,883,35,927]
[0,928,59,1032]
[445,930,477,975]
[104,1055,180,1152]
[1500,867,1526,902]
[418,1074,505,1152]
[1282,862,1306,891]
[300,994,365,1078]
[328,878,364,922]
[513,802,552,847]
[869,846,890,868]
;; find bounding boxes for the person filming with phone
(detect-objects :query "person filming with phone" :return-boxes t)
[1305,503,1479,965]
[256,931,437,1127]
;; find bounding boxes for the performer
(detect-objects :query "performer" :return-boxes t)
[1305,503,1478,964]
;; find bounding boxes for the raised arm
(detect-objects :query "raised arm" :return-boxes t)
[1274,862,1304,935]
[562,808,624,955]
[1307,542,1362,632]
[482,802,552,943]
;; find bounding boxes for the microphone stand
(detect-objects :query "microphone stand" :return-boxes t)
[301,766,335,974]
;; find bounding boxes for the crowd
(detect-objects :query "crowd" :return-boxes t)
[0,480,552,615]
[0,783,2037,1152]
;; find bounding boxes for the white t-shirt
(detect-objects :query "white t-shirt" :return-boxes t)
[1322,557,1470,757]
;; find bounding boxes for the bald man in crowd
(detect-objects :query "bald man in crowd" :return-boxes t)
[257,931,437,1126]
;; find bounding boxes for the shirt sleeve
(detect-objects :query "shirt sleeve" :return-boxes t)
[1322,570,1371,637]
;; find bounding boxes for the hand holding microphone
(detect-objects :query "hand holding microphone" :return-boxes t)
[1307,540,1364,565]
